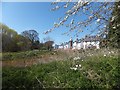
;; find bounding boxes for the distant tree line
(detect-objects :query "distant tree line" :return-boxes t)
[0,23,54,52]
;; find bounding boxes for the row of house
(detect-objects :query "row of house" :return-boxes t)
[54,36,101,50]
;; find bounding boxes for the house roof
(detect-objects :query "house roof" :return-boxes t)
[81,36,101,42]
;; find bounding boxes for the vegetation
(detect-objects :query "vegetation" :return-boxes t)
[107,2,120,48]
[2,54,119,89]
[2,50,55,61]
[0,23,54,52]
[1,1,119,89]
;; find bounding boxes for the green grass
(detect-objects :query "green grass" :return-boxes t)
[2,50,57,61]
[2,55,120,89]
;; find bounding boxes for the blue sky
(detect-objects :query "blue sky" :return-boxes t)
[1,2,112,44]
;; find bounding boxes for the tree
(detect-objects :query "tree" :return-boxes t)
[42,36,54,50]
[44,1,115,42]
[21,30,39,49]
[1,23,18,52]
[16,35,32,51]
[45,41,54,50]
[107,1,120,48]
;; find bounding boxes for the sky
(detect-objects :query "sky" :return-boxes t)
[1,2,112,44]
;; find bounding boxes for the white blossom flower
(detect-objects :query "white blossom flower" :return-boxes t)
[118,5,120,9]
[113,26,116,29]
[104,25,106,28]
[71,19,74,24]
[66,10,72,14]
[82,60,83,61]
[54,22,59,27]
[55,6,60,9]
[64,3,69,8]
[72,11,77,15]
[111,16,116,22]
[117,24,120,27]
[89,16,93,20]
[78,29,83,32]
[96,19,100,22]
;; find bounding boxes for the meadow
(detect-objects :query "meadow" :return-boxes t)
[2,48,120,89]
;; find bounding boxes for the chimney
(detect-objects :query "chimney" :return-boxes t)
[69,37,73,49]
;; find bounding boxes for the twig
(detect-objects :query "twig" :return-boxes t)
[35,76,45,89]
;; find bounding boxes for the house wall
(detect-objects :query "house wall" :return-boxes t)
[72,41,100,50]
[55,41,100,50]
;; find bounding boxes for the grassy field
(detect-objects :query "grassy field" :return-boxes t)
[2,48,120,89]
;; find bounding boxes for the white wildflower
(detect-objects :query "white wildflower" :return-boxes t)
[82,60,83,61]
[70,67,77,71]
[111,51,114,54]
[75,65,78,67]
[73,57,81,60]
[73,57,77,60]
[104,54,106,57]
[56,0,61,2]
[79,64,82,67]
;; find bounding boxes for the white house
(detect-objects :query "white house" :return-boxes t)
[72,36,100,50]
[54,35,100,50]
